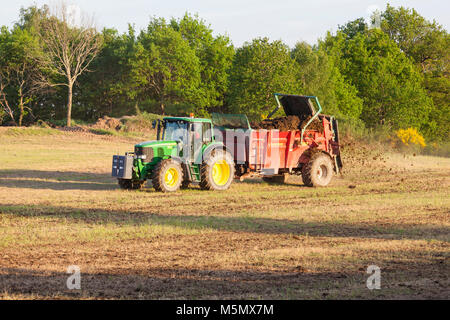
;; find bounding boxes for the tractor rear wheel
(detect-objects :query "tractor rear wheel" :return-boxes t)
[262,173,289,184]
[200,150,235,191]
[152,159,183,192]
[302,153,334,187]
[118,179,146,190]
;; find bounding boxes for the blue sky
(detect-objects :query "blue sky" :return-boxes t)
[1,0,448,47]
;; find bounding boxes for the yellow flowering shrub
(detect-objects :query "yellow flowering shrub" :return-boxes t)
[396,128,426,148]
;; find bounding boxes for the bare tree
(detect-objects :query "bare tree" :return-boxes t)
[0,69,17,125]
[0,63,39,126]
[15,62,39,126]
[34,2,102,126]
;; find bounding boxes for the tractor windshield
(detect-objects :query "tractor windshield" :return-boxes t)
[163,120,188,143]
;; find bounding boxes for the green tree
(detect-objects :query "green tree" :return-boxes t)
[338,17,368,39]
[323,29,432,130]
[13,5,64,122]
[227,38,301,120]
[76,27,137,119]
[380,4,449,72]
[379,4,449,140]
[291,42,363,118]
[129,18,202,115]
[0,26,18,125]
[170,13,234,113]
[0,26,40,125]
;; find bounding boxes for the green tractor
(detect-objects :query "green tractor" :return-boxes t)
[112,116,235,192]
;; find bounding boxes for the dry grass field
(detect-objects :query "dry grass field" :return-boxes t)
[0,127,449,299]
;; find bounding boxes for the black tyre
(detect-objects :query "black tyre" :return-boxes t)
[152,159,183,192]
[200,150,235,191]
[118,179,146,190]
[302,153,334,187]
[262,173,289,184]
[181,180,190,189]
[180,165,191,189]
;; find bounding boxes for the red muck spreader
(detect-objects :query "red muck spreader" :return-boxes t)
[212,93,342,187]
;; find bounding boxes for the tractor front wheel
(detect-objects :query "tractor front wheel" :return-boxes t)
[200,150,235,191]
[152,159,183,192]
[302,153,334,187]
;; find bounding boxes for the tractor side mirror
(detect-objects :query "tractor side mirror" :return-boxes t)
[152,120,157,129]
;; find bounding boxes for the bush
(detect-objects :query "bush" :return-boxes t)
[423,141,450,157]
[0,109,6,125]
[89,128,118,136]
[335,115,369,140]
[36,119,51,128]
[121,112,163,133]
[47,119,92,127]
[396,128,426,148]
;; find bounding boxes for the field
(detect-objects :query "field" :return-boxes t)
[0,127,449,299]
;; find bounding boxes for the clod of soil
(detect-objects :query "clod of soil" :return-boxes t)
[251,115,300,131]
[300,116,324,132]
[251,115,323,133]
[339,134,390,178]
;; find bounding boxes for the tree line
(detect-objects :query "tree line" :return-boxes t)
[0,3,448,141]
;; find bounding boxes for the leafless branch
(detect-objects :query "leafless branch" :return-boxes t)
[35,2,102,84]
[0,69,17,125]
[31,1,102,125]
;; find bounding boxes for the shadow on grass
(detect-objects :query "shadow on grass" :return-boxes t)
[0,169,311,191]
[0,169,116,191]
[1,203,448,242]
[0,178,117,191]
[0,169,110,181]
[0,266,362,299]
[1,257,447,299]
[234,178,308,187]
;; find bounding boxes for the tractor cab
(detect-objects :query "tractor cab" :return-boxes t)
[161,119,188,144]
[154,117,214,163]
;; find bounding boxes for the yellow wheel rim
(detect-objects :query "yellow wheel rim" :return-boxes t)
[212,160,230,186]
[164,168,179,187]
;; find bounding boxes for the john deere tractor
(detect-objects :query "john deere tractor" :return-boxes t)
[111,116,235,192]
